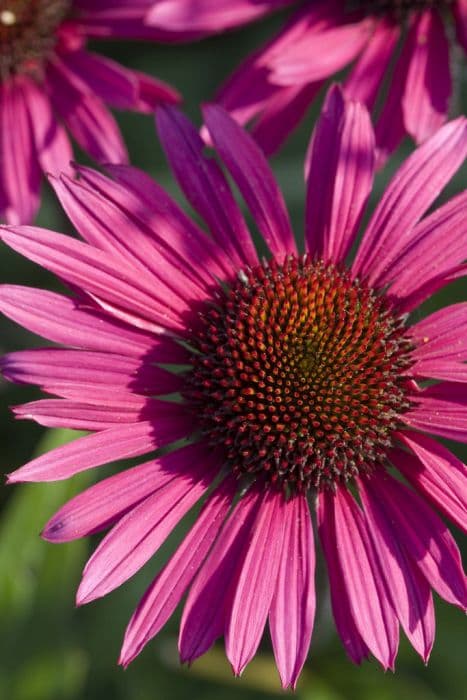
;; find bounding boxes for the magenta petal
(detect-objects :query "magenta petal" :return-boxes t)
[305,84,374,264]
[179,487,262,663]
[345,18,400,110]
[358,476,435,662]
[0,226,185,335]
[367,470,467,610]
[155,106,258,268]
[12,398,143,431]
[403,10,451,144]
[22,78,73,177]
[8,413,190,482]
[120,476,235,667]
[353,117,467,285]
[226,489,287,676]
[324,487,399,669]
[203,104,296,259]
[0,286,183,361]
[0,76,41,224]
[146,0,291,34]
[404,382,467,442]
[76,446,219,604]
[317,490,369,664]
[393,433,467,534]
[269,494,315,690]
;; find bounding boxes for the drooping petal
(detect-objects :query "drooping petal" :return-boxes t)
[12,398,144,431]
[305,84,374,264]
[0,285,186,362]
[269,494,315,690]
[317,490,369,664]
[226,488,287,676]
[155,106,258,268]
[76,447,219,604]
[379,191,467,303]
[353,117,467,284]
[403,9,451,143]
[7,413,191,482]
[408,302,467,382]
[1,348,182,398]
[358,476,435,662]
[120,476,236,667]
[43,441,213,543]
[203,104,296,258]
[104,163,236,287]
[22,78,73,177]
[344,18,400,110]
[0,226,187,335]
[404,382,467,442]
[179,487,262,663]
[46,56,128,164]
[322,487,399,669]
[392,434,467,534]
[367,471,467,610]
[146,0,291,35]
[0,76,41,224]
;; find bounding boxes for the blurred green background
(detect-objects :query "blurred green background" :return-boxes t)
[1,10,466,700]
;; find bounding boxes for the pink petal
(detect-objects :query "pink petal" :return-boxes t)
[393,433,467,534]
[403,9,451,143]
[226,489,287,676]
[49,170,206,307]
[345,18,400,110]
[317,490,369,664]
[12,398,144,431]
[179,486,262,663]
[404,381,467,442]
[1,348,182,397]
[203,104,296,259]
[76,447,219,603]
[353,117,467,285]
[0,285,184,361]
[408,302,467,382]
[269,494,315,690]
[47,55,128,164]
[43,441,213,543]
[146,0,291,35]
[0,76,41,224]
[323,487,399,669]
[358,476,435,662]
[155,106,258,269]
[367,470,467,609]
[251,82,321,157]
[0,226,186,335]
[305,84,374,264]
[104,163,236,287]
[380,191,467,304]
[268,19,373,86]
[7,413,190,482]
[120,476,235,667]
[22,78,73,177]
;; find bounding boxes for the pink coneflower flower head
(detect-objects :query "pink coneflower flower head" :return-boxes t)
[1,86,467,689]
[200,0,467,157]
[0,0,179,225]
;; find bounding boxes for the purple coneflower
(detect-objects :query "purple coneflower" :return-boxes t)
[0,0,179,225]
[1,86,466,689]
[148,0,467,157]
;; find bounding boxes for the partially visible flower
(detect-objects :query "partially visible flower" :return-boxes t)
[160,0,467,157]
[0,0,179,225]
[1,87,467,689]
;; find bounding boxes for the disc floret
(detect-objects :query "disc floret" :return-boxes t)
[185,256,413,493]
